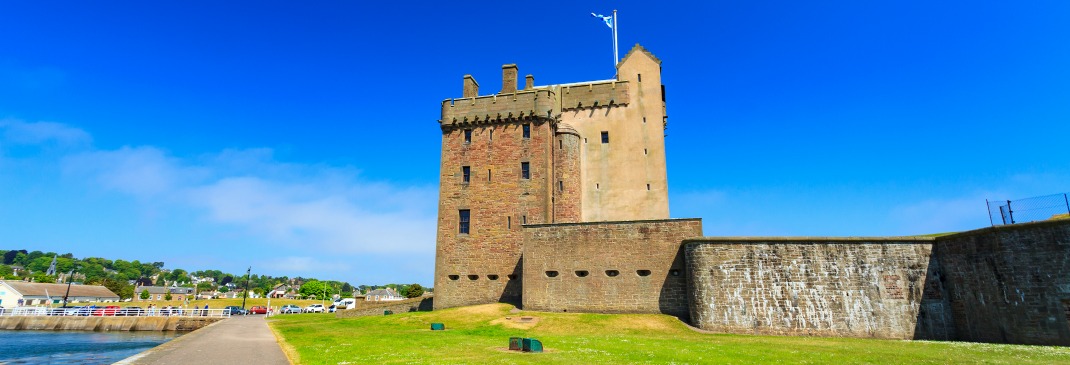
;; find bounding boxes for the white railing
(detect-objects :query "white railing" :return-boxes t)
[0,306,233,318]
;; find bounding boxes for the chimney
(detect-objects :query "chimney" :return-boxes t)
[500,64,518,94]
[463,75,479,98]
[525,75,534,90]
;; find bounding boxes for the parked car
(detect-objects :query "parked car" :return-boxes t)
[66,306,93,316]
[92,306,120,316]
[119,307,145,316]
[248,306,268,315]
[328,304,336,313]
[303,304,325,313]
[223,306,247,315]
[280,304,301,314]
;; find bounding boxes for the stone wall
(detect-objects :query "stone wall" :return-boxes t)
[440,90,557,126]
[684,237,939,339]
[933,220,1070,345]
[335,297,433,319]
[522,219,702,320]
[559,81,630,111]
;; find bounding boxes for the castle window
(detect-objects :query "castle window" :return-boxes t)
[487,275,499,280]
[468,275,479,280]
[558,181,563,192]
[522,124,530,139]
[575,270,589,277]
[462,166,470,183]
[637,270,652,277]
[507,216,511,229]
[489,129,493,141]
[545,271,559,278]
[596,183,600,190]
[488,169,492,182]
[647,184,651,190]
[643,117,647,124]
[559,140,562,149]
[637,74,642,82]
[601,131,609,144]
[522,215,527,224]
[507,274,518,280]
[521,162,530,179]
[458,210,470,234]
[605,270,620,277]
[464,129,472,144]
[644,148,648,155]
[448,275,459,281]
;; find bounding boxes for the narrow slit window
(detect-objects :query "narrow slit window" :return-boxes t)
[464,129,472,144]
[522,215,527,224]
[605,270,620,277]
[507,216,511,229]
[489,129,493,141]
[601,131,609,144]
[488,169,492,182]
[521,162,530,179]
[558,181,563,192]
[559,140,563,149]
[647,184,651,190]
[575,270,589,277]
[643,117,646,124]
[468,275,479,280]
[462,166,470,183]
[522,124,530,139]
[487,275,499,280]
[637,74,642,82]
[644,148,648,155]
[458,209,470,234]
[637,270,652,277]
[545,271,559,278]
[448,275,460,280]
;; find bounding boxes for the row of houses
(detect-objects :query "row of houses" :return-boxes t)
[0,281,119,308]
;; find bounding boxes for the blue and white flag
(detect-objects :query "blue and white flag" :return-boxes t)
[591,13,613,29]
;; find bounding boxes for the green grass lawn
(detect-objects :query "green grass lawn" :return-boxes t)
[268,304,1070,364]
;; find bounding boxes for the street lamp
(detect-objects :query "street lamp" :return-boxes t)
[61,266,79,308]
[241,267,251,310]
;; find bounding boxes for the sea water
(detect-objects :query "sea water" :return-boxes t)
[0,330,183,364]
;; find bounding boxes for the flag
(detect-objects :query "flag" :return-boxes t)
[591,13,613,29]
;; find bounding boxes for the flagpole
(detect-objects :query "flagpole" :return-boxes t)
[612,10,619,67]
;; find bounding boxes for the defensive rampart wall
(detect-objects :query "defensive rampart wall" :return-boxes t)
[933,220,1070,345]
[522,219,702,320]
[684,237,939,339]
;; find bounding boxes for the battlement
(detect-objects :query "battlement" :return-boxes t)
[440,89,557,130]
[559,80,630,111]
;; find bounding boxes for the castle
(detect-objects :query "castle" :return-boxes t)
[434,45,1070,346]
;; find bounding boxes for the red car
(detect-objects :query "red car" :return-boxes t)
[92,306,120,316]
[248,306,268,315]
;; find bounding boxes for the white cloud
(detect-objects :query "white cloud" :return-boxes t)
[62,143,437,254]
[0,119,91,146]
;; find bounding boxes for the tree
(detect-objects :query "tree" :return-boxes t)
[220,275,233,286]
[405,284,424,298]
[299,280,331,300]
[103,278,134,300]
[2,250,18,265]
[165,292,172,301]
[140,289,150,300]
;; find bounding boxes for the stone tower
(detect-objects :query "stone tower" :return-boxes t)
[434,44,671,309]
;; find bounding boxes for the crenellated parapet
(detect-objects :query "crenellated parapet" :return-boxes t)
[559,80,630,111]
[439,89,557,131]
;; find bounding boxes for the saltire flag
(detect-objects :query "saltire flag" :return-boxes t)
[591,13,613,28]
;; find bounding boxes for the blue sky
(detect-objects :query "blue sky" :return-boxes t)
[2,1,1068,286]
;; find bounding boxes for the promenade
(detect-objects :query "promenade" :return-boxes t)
[118,315,290,365]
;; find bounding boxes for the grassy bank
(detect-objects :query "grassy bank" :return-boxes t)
[268,304,1069,364]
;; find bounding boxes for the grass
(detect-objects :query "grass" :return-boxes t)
[268,304,1070,364]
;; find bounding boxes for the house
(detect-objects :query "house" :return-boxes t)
[134,285,194,302]
[0,281,119,308]
[365,288,403,302]
[268,284,297,299]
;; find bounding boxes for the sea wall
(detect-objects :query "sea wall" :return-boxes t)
[684,237,941,339]
[933,220,1070,345]
[0,316,221,331]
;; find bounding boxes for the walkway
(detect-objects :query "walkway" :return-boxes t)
[118,315,290,365]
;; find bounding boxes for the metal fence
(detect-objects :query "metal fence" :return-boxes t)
[0,306,233,318]
[987,193,1070,226]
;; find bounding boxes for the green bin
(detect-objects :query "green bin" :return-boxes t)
[508,337,522,351]
[522,338,543,353]
[430,323,445,331]
[384,310,393,315]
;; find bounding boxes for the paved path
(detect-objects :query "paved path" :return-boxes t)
[118,315,290,365]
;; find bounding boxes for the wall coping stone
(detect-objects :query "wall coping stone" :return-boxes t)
[683,236,934,244]
[523,217,701,229]
[936,219,1070,240]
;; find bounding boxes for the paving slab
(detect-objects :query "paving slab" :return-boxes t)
[118,315,290,365]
